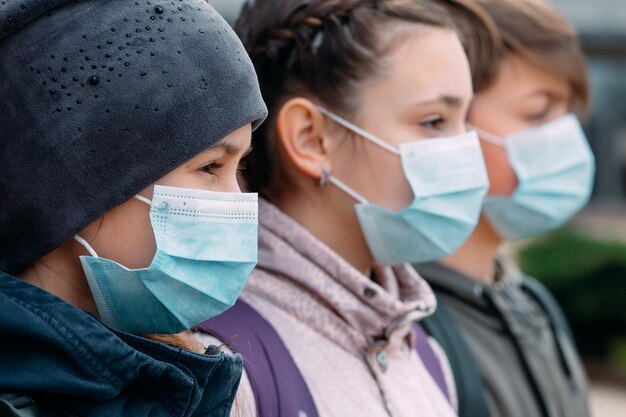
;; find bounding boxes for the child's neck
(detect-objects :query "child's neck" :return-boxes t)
[274,188,373,278]
[442,216,502,284]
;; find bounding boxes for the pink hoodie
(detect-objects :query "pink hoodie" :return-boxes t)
[199,199,457,417]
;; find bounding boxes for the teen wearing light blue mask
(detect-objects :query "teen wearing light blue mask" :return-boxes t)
[318,106,489,265]
[415,1,593,416]
[469,114,594,239]
[34,124,260,343]
[75,185,258,334]
[438,51,595,283]
[0,0,268,412]
[198,1,505,415]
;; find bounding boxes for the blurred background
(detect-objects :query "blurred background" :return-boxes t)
[210,0,626,414]
[523,2,626,415]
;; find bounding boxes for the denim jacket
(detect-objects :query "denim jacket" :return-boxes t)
[0,271,242,417]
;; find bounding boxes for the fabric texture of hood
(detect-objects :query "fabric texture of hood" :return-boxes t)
[0,0,267,274]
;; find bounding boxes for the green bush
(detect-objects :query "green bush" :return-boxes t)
[519,231,626,366]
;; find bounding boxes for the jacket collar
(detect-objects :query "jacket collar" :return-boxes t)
[0,271,241,417]
[416,258,524,311]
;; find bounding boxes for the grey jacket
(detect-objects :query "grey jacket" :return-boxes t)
[416,259,591,417]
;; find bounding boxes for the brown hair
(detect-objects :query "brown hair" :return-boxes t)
[235,0,500,199]
[144,332,206,353]
[473,0,589,112]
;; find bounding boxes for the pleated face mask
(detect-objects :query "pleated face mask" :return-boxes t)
[76,185,258,334]
[472,114,595,239]
[318,107,489,266]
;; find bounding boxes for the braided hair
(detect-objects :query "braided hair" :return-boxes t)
[236,0,500,198]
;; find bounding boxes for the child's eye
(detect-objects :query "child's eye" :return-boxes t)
[420,115,445,131]
[526,106,551,123]
[199,162,224,177]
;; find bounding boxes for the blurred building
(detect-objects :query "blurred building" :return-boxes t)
[211,0,626,206]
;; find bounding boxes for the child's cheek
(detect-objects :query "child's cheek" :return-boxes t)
[480,140,519,196]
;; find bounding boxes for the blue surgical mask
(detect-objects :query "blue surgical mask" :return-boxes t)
[318,107,489,266]
[471,114,595,239]
[75,185,258,334]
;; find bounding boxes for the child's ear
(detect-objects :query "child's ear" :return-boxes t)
[276,98,333,181]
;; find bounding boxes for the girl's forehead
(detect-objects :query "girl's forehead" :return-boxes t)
[360,27,472,107]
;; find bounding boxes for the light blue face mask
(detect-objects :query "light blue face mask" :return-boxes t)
[75,185,258,334]
[471,114,596,240]
[318,107,489,266]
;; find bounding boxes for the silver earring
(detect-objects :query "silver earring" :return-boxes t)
[319,169,330,187]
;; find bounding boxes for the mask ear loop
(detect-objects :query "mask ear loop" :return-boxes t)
[317,106,400,155]
[466,124,505,147]
[74,235,99,258]
[134,194,152,206]
[320,169,369,204]
[315,107,396,204]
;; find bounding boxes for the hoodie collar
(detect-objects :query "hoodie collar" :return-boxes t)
[246,199,436,355]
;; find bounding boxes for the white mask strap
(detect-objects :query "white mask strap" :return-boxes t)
[326,174,369,204]
[134,194,152,206]
[74,235,99,258]
[318,106,400,155]
[466,124,505,147]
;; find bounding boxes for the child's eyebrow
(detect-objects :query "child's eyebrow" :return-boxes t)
[212,142,241,156]
[524,89,567,101]
[408,94,466,110]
